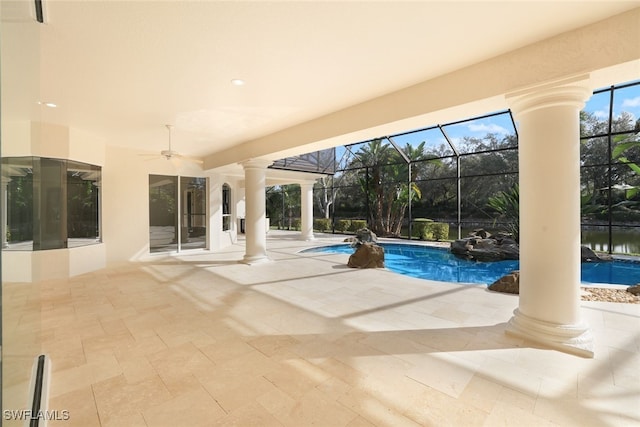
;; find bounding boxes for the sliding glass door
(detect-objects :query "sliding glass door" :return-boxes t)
[180,176,207,250]
[149,175,207,253]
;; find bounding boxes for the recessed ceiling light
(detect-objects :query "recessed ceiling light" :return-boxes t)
[37,101,57,108]
[231,79,245,86]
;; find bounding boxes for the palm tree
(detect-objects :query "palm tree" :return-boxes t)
[349,139,427,236]
[352,139,394,234]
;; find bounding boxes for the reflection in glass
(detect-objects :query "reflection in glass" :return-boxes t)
[149,175,207,253]
[2,157,34,250]
[222,183,231,231]
[1,156,101,251]
[67,160,101,247]
[181,176,207,249]
[149,175,178,253]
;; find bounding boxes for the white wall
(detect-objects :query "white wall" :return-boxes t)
[103,144,205,262]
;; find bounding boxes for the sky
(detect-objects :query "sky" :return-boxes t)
[584,80,640,125]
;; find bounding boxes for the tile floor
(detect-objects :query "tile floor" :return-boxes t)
[3,231,639,426]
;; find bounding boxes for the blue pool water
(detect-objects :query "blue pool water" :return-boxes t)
[302,243,640,286]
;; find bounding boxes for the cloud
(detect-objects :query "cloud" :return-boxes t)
[622,96,640,108]
[593,109,609,119]
[467,123,509,135]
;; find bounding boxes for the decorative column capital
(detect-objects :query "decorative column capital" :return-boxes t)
[298,180,317,189]
[506,74,592,116]
[240,158,273,170]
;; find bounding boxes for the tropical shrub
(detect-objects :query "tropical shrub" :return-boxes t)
[487,184,520,242]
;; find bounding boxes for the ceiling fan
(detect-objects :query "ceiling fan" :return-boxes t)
[144,124,203,164]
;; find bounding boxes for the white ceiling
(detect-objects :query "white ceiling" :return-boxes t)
[2,1,639,161]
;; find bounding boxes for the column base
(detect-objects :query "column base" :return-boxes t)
[505,309,594,358]
[299,234,316,241]
[240,254,271,265]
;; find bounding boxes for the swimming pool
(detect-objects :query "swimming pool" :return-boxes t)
[302,243,640,286]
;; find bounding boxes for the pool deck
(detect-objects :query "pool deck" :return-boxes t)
[3,230,639,426]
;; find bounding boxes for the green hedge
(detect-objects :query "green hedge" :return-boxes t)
[335,219,351,232]
[314,218,331,232]
[290,218,301,230]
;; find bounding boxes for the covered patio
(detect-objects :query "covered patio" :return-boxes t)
[4,230,639,426]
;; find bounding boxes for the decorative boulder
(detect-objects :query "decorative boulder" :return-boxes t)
[450,229,519,261]
[348,242,385,269]
[353,228,378,246]
[488,271,520,294]
[627,284,640,296]
[580,246,613,262]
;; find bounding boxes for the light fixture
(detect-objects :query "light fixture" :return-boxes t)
[231,79,245,86]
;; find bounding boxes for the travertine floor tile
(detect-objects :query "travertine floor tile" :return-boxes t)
[2,231,639,426]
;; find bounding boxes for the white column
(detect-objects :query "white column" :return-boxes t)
[299,181,316,241]
[506,75,593,357]
[241,159,272,264]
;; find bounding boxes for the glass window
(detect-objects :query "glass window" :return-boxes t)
[1,156,101,251]
[222,183,231,231]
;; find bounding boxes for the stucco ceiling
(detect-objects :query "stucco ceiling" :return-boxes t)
[2,1,639,162]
